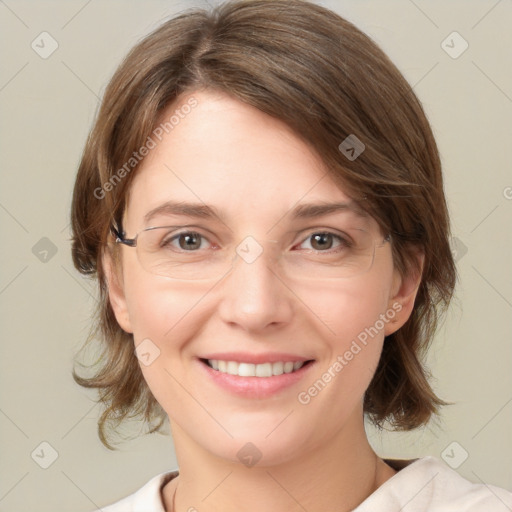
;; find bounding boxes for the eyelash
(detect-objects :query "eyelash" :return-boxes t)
[162,229,352,253]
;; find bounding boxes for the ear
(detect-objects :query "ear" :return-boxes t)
[384,248,425,336]
[102,248,133,334]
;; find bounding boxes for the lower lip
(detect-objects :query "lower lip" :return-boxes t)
[197,359,315,399]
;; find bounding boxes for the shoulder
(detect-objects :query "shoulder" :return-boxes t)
[92,469,178,512]
[355,456,512,512]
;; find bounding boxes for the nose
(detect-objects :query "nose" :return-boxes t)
[216,239,294,333]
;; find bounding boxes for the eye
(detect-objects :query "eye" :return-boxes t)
[296,231,351,252]
[163,231,210,251]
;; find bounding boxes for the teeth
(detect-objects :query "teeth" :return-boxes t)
[207,359,306,377]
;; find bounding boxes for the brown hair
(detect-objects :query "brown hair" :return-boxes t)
[71,0,457,449]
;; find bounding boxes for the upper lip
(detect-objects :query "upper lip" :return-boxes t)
[200,352,313,364]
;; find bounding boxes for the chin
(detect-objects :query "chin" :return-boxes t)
[203,417,318,468]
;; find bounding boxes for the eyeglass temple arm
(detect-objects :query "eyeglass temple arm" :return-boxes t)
[110,224,137,247]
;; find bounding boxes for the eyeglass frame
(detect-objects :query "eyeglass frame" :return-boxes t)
[110,221,392,280]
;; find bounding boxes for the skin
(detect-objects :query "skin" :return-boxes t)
[104,89,424,512]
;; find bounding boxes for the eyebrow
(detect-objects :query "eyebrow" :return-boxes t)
[144,199,368,225]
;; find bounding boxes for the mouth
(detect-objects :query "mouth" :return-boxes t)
[201,358,314,377]
[197,356,315,398]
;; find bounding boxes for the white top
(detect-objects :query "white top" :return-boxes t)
[95,456,512,512]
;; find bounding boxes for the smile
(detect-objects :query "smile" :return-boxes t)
[205,359,306,377]
[198,354,315,398]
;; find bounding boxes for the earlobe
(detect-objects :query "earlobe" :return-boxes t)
[102,249,133,334]
[384,250,425,336]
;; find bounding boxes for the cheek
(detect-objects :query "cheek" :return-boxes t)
[121,264,212,379]
[295,270,395,406]
[122,259,201,341]
[297,270,393,350]
[121,273,202,414]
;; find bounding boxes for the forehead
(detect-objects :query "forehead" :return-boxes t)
[124,90,366,230]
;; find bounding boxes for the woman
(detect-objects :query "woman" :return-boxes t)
[70,0,512,510]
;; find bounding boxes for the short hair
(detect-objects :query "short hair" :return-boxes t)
[70,0,457,449]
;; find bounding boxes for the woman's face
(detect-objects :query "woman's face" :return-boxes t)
[107,89,413,466]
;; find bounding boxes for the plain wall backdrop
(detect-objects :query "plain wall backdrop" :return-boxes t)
[0,0,511,510]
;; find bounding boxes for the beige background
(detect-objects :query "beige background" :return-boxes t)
[1,0,511,510]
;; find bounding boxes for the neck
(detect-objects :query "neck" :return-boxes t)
[163,414,396,512]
